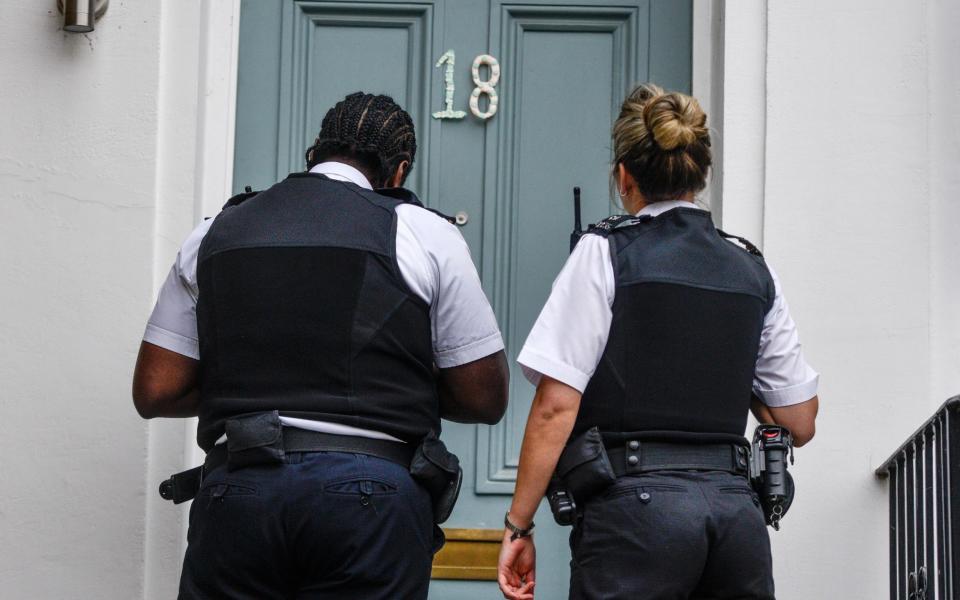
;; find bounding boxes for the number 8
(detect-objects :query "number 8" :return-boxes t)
[470,54,500,120]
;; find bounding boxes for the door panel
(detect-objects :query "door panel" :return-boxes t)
[477,2,650,494]
[281,2,440,196]
[235,0,441,198]
[233,1,691,597]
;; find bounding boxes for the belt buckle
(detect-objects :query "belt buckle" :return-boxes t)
[625,439,641,474]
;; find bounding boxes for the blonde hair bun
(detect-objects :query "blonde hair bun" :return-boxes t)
[611,83,712,204]
[642,92,707,151]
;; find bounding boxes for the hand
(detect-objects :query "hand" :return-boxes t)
[497,529,536,600]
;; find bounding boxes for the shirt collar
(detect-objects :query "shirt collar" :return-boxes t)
[309,161,373,190]
[635,199,705,218]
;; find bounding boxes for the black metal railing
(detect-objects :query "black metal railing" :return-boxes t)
[877,396,960,600]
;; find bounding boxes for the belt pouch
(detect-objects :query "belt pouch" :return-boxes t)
[556,427,616,503]
[410,431,463,524]
[225,411,285,471]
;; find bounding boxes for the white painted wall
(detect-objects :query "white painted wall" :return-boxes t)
[0,2,162,598]
[927,0,960,410]
[0,2,238,598]
[719,1,960,598]
[0,1,956,599]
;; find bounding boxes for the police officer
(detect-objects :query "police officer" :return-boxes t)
[497,84,819,599]
[132,92,508,599]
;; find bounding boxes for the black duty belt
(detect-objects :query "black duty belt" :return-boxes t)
[607,440,749,478]
[204,428,415,473]
[159,428,413,504]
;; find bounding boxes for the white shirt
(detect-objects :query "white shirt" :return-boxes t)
[517,200,819,407]
[143,161,504,442]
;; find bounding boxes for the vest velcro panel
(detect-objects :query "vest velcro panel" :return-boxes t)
[195,174,437,450]
[577,208,774,439]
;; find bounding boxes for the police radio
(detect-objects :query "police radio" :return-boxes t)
[570,186,583,253]
[749,424,796,530]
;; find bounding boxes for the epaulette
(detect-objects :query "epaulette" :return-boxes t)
[375,186,457,225]
[716,229,764,257]
[586,214,653,237]
[222,186,260,209]
[422,207,457,225]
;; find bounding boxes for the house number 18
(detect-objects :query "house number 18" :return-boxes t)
[432,50,501,121]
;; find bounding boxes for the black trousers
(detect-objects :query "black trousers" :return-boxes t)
[178,451,438,599]
[569,470,775,600]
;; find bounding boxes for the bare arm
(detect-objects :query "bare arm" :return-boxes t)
[132,341,201,418]
[507,375,581,527]
[437,350,509,425]
[497,376,581,600]
[750,394,776,424]
[751,393,819,447]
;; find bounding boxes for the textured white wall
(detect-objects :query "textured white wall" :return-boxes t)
[721,1,960,598]
[0,2,161,598]
[928,0,960,409]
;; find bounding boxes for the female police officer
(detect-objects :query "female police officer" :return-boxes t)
[497,84,819,599]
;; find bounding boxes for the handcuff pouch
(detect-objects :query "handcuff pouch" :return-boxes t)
[225,411,285,471]
[410,431,462,524]
[555,426,617,504]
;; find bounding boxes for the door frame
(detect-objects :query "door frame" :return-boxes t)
[146,2,242,598]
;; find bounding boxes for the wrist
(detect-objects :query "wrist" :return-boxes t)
[506,506,534,529]
[504,511,535,541]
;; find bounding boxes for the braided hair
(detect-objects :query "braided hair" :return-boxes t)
[305,92,417,187]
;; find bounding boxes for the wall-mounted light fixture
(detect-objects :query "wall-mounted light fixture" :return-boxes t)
[57,0,109,33]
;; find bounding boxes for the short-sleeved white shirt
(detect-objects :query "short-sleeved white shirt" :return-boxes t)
[143,161,504,442]
[517,200,818,408]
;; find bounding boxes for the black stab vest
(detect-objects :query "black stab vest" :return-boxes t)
[194,173,438,451]
[577,208,775,440]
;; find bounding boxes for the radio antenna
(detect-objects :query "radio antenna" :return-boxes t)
[570,186,583,253]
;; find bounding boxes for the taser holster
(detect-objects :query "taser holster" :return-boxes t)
[409,430,463,524]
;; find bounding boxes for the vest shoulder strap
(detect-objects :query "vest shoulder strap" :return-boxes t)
[222,186,261,209]
[716,229,764,258]
[220,182,457,225]
[374,186,457,225]
[586,214,653,237]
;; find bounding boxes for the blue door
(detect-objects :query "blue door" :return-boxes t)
[233,1,691,596]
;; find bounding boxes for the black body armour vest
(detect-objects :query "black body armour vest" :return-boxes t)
[194,173,438,451]
[577,208,775,440]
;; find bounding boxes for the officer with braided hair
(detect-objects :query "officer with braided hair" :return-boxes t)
[133,92,508,598]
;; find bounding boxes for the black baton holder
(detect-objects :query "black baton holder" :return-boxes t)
[159,466,204,504]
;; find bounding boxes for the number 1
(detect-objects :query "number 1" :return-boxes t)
[432,50,467,120]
